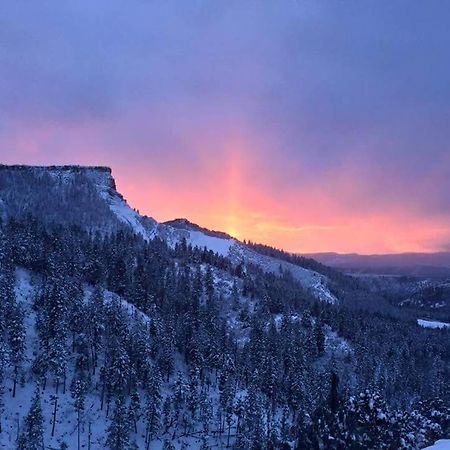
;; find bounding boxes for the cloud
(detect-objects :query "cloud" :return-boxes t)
[1,0,450,252]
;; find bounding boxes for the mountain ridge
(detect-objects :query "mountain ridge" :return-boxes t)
[307,252,450,278]
[0,164,339,304]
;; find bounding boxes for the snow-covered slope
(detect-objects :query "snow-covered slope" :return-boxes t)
[0,164,159,241]
[1,264,342,449]
[230,243,338,303]
[95,176,158,242]
[49,165,160,241]
[187,230,234,257]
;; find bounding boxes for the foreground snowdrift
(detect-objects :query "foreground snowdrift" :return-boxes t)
[425,440,450,450]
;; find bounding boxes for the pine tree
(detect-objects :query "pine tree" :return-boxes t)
[71,377,87,450]
[192,267,203,313]
[17,388,44,450]
[0,261,25,398]
[106,337,130,397]
[204,266,215,308]
[346,390,392,449]
[0,338,7,434]
[8,301,26,398]
[144,363,162,449]
[313,320,325,357]
[158,334,175,382]
[231,280,240,311]
[128,390,141,434]
[280,405,291,446]
[239,382,265,450]
[162,397,172,435]
[67,281,85,353]
[106,397,131,450]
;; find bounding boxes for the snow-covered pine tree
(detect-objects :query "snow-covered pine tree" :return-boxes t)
[7,300,26,398]
[86,285,105,373]
[70,377,87,450]
[0,338,7,434]
[128,390,141,434]
[16,387,44,450]
[106,396,131,450]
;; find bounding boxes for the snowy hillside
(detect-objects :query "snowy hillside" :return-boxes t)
[1,264,346,449]
[1,270,116,449]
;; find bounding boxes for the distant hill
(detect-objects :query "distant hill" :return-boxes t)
[305,252,450,278]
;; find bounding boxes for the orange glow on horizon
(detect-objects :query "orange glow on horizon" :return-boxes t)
[4,124,450,255]
[121,182,450,254]
[112,141,450,255]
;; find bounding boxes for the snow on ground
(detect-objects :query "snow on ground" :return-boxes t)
[152,220,339,305]
[16,166,340,305]
[107,194,152,240]
[310,277,338,304]
[424,440,450,450]
[3,270,142,449]
[260,314,352,360]
[99,187,157,241]
[89,165,339,304]
[417,319,450,330]
[82,167,158,241]
[187,230,234,257]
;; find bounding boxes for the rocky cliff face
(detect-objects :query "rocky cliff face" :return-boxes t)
[0,164,123,231]
[0,164,116,190]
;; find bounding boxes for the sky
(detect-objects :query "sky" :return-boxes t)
[1,1,450,254]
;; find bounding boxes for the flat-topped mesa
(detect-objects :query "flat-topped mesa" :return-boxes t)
[0,164,116,190]
[0,164,111,172]
[0,164,128,232]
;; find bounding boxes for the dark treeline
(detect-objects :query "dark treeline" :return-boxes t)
[245,241,342,280]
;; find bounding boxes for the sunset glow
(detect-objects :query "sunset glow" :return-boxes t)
[2,1,450,254]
